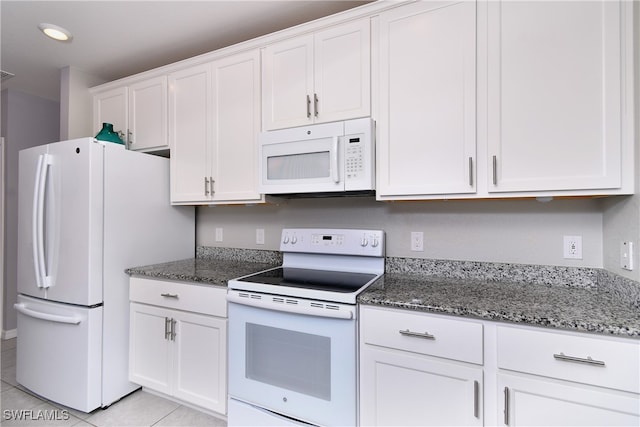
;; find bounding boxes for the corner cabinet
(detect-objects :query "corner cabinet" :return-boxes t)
[92,76,168,153]
[129,277,227,415]
[169,49,264,205]
[262,18,371,130]
[486,0,632,195]
[375,1,477,199]
[359,306,484,426]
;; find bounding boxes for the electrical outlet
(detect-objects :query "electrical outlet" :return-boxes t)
[215,227,223,242]
[256,228,265,245]
[411,232,424,252]
[621,241,634,271]
[563,235,582,259]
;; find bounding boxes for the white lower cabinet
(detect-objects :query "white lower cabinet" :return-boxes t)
[359,306,483,426]
[129,278,227,415]
[360,306,640,427]
[497,325,640,426]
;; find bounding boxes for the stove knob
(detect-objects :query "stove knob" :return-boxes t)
[291,235,298,244]
[371,238,379,248]
[361,238,368,247]
[283,235,290,244]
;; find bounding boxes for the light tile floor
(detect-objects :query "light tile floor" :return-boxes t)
[1,338,227,426]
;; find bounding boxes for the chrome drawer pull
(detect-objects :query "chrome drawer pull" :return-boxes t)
[553,352,605,366]
[160,293,179,299]
[399,329,435,340]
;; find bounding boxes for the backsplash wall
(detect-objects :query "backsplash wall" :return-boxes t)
[197,196,605,268]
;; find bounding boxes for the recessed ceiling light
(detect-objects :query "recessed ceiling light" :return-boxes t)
[38,23,72,42]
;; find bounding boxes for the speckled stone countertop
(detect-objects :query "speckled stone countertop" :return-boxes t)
[125,248,281,287]
[127,248,640,338]
[360,258,640,338]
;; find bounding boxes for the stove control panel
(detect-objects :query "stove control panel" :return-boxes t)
[280,228,384,257]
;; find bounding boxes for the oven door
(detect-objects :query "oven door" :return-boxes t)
[259,136,344,194]
[227,295,357,427]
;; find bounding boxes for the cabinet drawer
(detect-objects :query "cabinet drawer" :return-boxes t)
[130,277,226,317]
[497,326,640,393]
[360,306,483,365]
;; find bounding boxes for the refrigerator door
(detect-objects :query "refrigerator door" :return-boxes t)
[15,294,103,412]
[18,138,104,306]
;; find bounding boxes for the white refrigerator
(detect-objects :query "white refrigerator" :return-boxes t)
[15,138,195,412]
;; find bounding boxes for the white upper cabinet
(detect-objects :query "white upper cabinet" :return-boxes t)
[262,18,371,130]
[169,50,264,205]
[127,76,168,152]
[168,64,211,204]
[486,0,629,194]
[376,1,477,200]
[92,77,168,153]
[92,87,128,142]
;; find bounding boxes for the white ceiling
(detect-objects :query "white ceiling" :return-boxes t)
[0,0,372,102]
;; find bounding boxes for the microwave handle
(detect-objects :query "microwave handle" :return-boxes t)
[331,136,339,183]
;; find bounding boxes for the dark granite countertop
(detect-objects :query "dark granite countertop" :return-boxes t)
[126,249,640,339]
[126,257,278,288]
[359,273,640,338]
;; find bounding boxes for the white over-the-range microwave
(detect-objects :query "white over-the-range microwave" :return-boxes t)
[258,118,375,196]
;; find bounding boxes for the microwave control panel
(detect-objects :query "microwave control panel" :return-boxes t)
[345,134,365,180]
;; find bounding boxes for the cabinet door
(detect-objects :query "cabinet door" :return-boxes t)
[128,76,168,152]
[262,34,314,130]
[93,86,127,137]
[173,311,227,414]
[211,50,263,203]
[169,64,212,203]
[499,373,640,426]
[129,303,172,394]
[487,1,622,193]
[360,346,482,426]
[313,18,370,124]
[376,1,476,199]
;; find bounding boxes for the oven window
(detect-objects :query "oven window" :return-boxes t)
[245,323,331,401]
[267,151,330,180]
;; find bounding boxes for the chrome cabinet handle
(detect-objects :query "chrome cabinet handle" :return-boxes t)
[503,386,509,425]
[210,177,214,195]
[314,93,319,117]
[492,155,498,185]
[170,319,177,341]
[306,95,311,118]
[127,130,133,145]
[204,177,209,196]
[399,329,435,340]
[469,157,474,186]
[553,352,605,366]
[160,293,179,299]
[164,317,171,340]
[473,380,479,418]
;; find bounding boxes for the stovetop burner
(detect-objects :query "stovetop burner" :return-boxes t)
[236,267,378,294]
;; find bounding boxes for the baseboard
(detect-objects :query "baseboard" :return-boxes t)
[2,329,17,340]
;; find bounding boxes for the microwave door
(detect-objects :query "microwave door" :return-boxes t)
[260,136,344,194]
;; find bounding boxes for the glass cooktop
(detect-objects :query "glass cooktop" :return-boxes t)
[236,267,378,294]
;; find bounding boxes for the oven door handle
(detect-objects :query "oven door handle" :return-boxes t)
[227,294,354,320]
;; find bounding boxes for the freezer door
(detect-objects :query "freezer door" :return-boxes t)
[18,138,104,306]
[15,295,103,412]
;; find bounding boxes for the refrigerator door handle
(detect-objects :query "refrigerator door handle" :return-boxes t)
[32,154,53,289]
[32,155,45,288]
[14,303,82,325]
